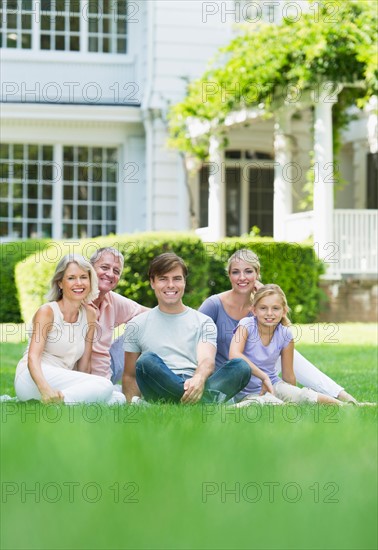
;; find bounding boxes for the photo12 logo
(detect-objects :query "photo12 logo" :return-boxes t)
[201,481,340,504]
[1,481,139,504]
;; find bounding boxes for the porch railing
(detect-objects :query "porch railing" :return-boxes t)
[333,209,377,276]
[285,209,378,276]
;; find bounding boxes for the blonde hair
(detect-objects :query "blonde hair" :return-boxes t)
[227,249,261,278]
[252,284,291,326]
[46,254,99,303]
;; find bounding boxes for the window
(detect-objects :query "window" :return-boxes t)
[0,0,33,48]
[40,0,81,51]
[0,143,54,239]
[62,146,118,238]
[88,0,128,54]
[248,166,274,236]
[198,149,274,236]
[0,0,128,53]
[0,143,118,239]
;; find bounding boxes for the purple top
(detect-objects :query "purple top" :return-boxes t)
[199,295,252,370]
[235,316,293,399]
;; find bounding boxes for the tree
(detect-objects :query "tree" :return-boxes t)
[168,0,377,160]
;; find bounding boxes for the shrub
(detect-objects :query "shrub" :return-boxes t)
[0,240,49,322]
[15,233,210,323]
[12,234,324,324]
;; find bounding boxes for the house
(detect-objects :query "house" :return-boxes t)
[1,0,234,239]
[1,1,377,320]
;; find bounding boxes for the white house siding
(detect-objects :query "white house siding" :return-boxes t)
[1,51,137,105]
[142,0,234,231]
[136,0,149,104]
[120,135,147,234]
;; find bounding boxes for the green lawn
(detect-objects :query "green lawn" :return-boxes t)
[1,324,377,550]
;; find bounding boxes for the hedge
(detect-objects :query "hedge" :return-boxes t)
[9,233,324,324]
[15,233,211,324]
[0,239,50,322]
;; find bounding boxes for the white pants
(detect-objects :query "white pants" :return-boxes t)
[15,366,126,405]
[275,349,343,398]
[237,380,318,406]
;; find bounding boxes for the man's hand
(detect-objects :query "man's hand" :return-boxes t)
[181,374,206,404]
[260,377,274,396]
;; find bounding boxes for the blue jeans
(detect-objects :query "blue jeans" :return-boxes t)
[135,352,251,403]
[109,335,124,383]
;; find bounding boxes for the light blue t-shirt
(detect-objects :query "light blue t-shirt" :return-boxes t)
[199,295,252,370]
[235,316,293,399]
[123,306,217,376]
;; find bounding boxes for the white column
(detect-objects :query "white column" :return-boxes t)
[366,95,378,154]
[185,155,202,230]
[207,135,225,241]
[80,0,88,53]
[143,110,154,231]
[31,0,39,51]
[273,109,294,241]
[313,86,338,265]
[52,144,63,240]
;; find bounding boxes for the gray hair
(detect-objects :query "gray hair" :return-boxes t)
[46,254,99,303]
[89,247,125,270]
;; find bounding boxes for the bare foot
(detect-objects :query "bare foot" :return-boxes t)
[337,390,357,404]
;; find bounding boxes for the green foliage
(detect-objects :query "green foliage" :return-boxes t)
[168,0,377,159]
[15,233,211,323]
[12,235,323,324]
[203,237,324,323]
[0,240,50,322]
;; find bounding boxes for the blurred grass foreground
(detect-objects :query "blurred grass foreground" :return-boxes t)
[1,323,377,550]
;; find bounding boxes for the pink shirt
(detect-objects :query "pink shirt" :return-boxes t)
[88,291,144,379]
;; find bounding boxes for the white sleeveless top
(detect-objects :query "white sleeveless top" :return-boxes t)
[15,301,89,377]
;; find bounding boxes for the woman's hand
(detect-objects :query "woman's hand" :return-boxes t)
[253,280,264,293]
[40,386,64,404]
[260,377,274,396]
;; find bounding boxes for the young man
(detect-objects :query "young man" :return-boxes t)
[88,247,148,381]
[122,253,251,403]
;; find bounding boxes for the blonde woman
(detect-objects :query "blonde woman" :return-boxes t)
[15,254,125,404]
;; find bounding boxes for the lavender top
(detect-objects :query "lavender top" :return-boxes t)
[235,316,293,399]
[199,294,252,370]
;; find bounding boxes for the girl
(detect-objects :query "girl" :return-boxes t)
[229,284,342,405]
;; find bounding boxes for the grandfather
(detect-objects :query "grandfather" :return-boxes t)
[88,247,148,381]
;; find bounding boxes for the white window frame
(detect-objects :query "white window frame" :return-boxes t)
[0,142,119,240]
[0,0,129,54]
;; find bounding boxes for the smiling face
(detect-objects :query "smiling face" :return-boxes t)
[228,259,259,295]
[150,266,186,313]
[252,293,286,329]
[93,252,122,295]
[59,262,91,302]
